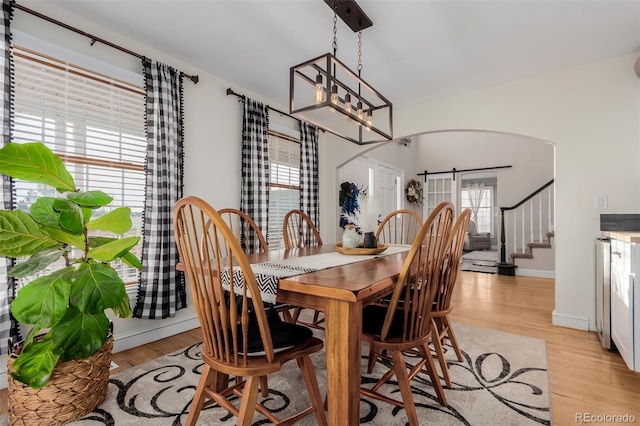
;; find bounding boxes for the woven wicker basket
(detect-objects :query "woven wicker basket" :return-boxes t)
[7,334,113,426]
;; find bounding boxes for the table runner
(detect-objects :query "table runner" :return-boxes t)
[221,245,410,304]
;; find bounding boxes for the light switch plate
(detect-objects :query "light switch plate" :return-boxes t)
[595,195,608,209]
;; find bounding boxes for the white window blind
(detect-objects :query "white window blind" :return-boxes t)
[267,130,300,250]
[11,45,146,284]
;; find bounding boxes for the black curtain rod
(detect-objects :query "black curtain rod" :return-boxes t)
[226,87,354,140]
[12,1,199,84]
[417,165,512,181]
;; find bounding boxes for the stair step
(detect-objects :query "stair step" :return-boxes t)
[511,252,534,259]
[528,242,552,249]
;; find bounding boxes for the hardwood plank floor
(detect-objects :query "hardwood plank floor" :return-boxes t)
[2,271,639,424]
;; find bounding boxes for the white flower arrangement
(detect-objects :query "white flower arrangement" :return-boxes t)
[341,193,381,233]
[405,179,423,206]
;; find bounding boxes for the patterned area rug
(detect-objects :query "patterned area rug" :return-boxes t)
[461,250,498,274]
[47,322,550,425]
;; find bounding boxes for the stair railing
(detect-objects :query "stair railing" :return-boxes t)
[499,179,554,265]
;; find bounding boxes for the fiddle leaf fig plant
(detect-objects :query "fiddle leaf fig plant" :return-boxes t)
[0,142,142,389]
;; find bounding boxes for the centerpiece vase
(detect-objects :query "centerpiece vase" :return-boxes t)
[363,232,377,248]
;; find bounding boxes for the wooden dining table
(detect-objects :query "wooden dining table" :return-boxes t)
[249,244,408,425]
[178,243,409,425]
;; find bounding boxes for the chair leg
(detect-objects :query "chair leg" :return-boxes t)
[430,320,452,388]
[238,375,260,426]
[420,343,448,406]
[392,350,419,426]
[292,307,303,323]
[443,316,464,362]
[367,342,377,374]
[297,355,328,426]
[186,364,217,426]
[259,375,269,397]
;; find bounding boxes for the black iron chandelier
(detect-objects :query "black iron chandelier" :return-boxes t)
[289,0,393,145]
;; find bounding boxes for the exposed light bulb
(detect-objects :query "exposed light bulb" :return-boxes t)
[356,101,363,122]
[330,85,338,112]
[344,93,352,120]
[366,109,373,131]
[314,74,324,104]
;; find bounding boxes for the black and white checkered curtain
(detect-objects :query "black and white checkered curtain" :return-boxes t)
[300,122,319,228]
[240,98,270,249]
[133,58,186,319]
[0,0,17,356]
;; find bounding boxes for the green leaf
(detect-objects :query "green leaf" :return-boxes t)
[11,267,74,328]
[71,262,125,313]
[0,210,58,258]
[53,199,84,235]
[67,190,113,208]
[121,251,143,270]
[10,336,62,389]
[82,207,92,223]
[8,247,66,278]
[88,236,115,247]
[86,207,132,234]
[50,306,110,361]
[0,142,76,193]
[113,291,132,318]
[87,236,140,262]
[40,226,86,250]
[30,197,61,229]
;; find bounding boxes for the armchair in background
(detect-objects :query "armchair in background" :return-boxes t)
[463,220,491,251]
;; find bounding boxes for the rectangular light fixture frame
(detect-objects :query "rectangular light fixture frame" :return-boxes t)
[290,52,393,145]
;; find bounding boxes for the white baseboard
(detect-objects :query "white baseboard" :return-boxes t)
[552,310,590,331]
[112,315,200,353]
[515,268,555,279]
[0,315,200,390]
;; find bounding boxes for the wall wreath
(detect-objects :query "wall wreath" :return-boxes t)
[405,179,424,206]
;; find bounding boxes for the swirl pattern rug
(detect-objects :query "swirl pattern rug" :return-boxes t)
[65,323,550,425]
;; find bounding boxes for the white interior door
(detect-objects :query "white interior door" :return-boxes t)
[366,160,402,220]
[424,174,457,219]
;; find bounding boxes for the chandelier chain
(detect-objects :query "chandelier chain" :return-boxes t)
[332,4,338,56]
[357,31,363,76]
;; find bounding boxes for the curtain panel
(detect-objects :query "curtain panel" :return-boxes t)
[240,99,270,250]
[0,0,16,355]
[133,58,186,319]
[467,183,485,224]
[299,122,319,228]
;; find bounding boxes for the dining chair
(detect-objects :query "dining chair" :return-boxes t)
[282,209,325,329]
[217,208,268,255]
[360,202,454,424]
[173,196,327,426]
[431,208,472,388]
[376,209,422,245]
[212,208,291,396]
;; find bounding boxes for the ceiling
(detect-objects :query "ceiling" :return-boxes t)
[43,0,640,109]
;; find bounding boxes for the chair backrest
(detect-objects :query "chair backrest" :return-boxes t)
[174,196,276,366]
[433,208,472,313]
[283,209,323,249]
[217,208,268,255]
[380,202,454,342]
[376,209,422,245]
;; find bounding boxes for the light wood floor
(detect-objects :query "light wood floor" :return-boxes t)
[2,271,640,424]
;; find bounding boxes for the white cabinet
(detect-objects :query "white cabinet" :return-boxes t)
[610,238,640,371]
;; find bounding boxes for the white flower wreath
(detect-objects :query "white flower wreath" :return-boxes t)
[405,179,423,206]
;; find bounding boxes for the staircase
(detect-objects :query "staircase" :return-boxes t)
[499,180,555,274]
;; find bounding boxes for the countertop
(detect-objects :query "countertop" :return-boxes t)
[602,231,640,243]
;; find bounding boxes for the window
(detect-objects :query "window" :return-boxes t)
[11,43,146,284]
[267,130,300,249]
[460,185,494,234]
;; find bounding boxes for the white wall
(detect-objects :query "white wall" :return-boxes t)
[390,54,640,331]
